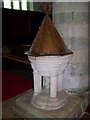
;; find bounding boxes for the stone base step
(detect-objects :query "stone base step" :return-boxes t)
[13,90,88,118]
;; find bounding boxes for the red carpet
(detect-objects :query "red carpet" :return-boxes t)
[85,104,90,113]
[2,70,32,101]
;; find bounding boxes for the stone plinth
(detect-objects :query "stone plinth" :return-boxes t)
[31,90,68,110]
[13,90,88,118]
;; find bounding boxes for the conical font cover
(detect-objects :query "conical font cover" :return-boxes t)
[28,15,73,56]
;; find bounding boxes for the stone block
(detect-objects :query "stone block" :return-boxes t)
[53,3,88,13]
[55,24,88,38]
[70,49,88,63]
[54,13,72,24]
[63,37,88,51]
[65,63,88,76]
[72,24,88,38]
[54,12,88,24]
[74,38,88,50]
[73,12,88,24]
[13,90,88,118]
[63,75,88,89]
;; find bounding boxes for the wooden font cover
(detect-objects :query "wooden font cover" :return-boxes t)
[28,3,73,57]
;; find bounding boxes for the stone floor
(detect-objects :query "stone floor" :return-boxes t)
[0,103,2,120]
[2,91,28,119]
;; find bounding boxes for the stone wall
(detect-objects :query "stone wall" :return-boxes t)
[33,2,43,11]
[52,2,88,93]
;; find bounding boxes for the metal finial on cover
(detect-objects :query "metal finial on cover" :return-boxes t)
[40,3,52,15]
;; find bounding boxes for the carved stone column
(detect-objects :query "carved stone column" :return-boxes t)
[50,76,57,98]
[31,63,42,95]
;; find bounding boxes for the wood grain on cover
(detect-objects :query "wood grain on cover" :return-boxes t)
[29,15,73,56]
